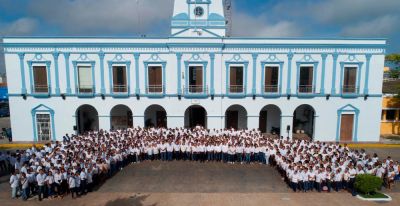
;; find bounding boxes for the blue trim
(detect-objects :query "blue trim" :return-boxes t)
[143,54,167,97]
[209,53,215,95]
[251,54,258,96]
[260,54,284,97]
[184,54,208,98]
[31,104,56,142]
[107,54,131,98]
[98,52,105,94]
[295,55,319,97]
[176,53,183,95]
[187,0,211,4]
[331,53,339,94]
[134,53,141,95]
[336,104,359,142]
[339,55,364,97]
[18,53,27,94]
[27,55,52,97]
[286,52,293,94]
[364,54,372,94]
[72,58,96,97]
[52,52,60,95]
[320,53,327,95]
[225,54,249,98]
[63,53,71,94]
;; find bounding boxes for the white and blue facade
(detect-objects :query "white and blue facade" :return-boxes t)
[2,0,386,142]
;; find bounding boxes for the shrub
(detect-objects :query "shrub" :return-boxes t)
[354,174,383,195]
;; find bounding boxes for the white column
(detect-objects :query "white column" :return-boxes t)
[133,115,144,127]
[247,115,259,129]
[280,115,293,139]
[98,116,110,131]
[207,116,223,129]
[167,116,184,128]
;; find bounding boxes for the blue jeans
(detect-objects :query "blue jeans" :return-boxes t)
[38,185,46,200]
[167,152,173,161]
[21,187,29,200]
[245,153,251,163]
[11,187,17,199]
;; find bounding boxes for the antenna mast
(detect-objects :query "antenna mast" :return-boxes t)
[224,0,232,37]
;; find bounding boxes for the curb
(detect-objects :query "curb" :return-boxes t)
[356,193,392,202]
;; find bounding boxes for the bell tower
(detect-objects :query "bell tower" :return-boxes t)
[171,0,226,37]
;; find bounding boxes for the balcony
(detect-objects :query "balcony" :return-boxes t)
[229,85,245,93]
[297,85,315,94]
[342,85,359,94]
[185,85,208,94]
[34,84,49,93]
[146,85,164,94]
[77,85,95,97]
[263,85,279,93]
[113,84,128,93]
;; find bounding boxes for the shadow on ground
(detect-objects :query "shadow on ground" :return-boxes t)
[105,194,156,206]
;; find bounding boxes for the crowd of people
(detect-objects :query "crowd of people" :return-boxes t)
[2,126,400,201]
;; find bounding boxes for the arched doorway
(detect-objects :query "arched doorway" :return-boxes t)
[144,105,167,128]
[293,104,315,140]
[184,105,207,128]
[225,105,247,129]
[259,105,281,134]
[76,105,99,134]
[110,105,133,130]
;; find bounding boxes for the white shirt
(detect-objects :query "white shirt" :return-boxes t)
[9,175,19,188]
[36,173,47,186]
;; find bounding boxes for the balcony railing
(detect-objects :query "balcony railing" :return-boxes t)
[78,85,94,94]
[342,85,358,94]
[229,85,245,93]
[146,85,164,93]
[34,84,49,93]
[184,85,208,94]
[298,85,314,93]
[264,85,279,93]
[113,84,128,93]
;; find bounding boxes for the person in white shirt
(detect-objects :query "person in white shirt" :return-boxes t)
[9,170,19,199]
[68,173,77,199]
[290,170,300,192]
[20,172,29,201]
[36,169,47,201]
[45,171,55,198]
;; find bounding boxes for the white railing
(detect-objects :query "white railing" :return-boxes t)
[184,85,208,94]
[297,85,314,93]
[146,85,164,93]
[229,85,245,93]
[34,85,49,93]
[113,85,128,93]
[264,85,279,93]
[342,85,358,94]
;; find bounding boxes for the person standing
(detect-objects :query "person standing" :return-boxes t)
[20,172,29,201]
[68,173,77,199]
[9,170,19,199]
[36,169,47,201]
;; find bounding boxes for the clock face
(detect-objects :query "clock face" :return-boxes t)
[194,6,204,17]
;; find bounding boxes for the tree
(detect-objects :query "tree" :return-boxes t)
[386,53,400,64]
[354,174,383,195]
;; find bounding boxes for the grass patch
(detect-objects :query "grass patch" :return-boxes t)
[359,192,388,199]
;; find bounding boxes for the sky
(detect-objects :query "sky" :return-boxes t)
[0,0,399,72]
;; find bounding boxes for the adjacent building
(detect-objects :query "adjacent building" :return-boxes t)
[2,0,386,142]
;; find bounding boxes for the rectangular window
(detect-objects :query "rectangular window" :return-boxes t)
[230,66,244,93]
[148,66,163,93]
[188,66,203,93]
[33,66,48,93]
[112,66,127,93]
[343,67,357,93]
[386,110,396,121]
[78,66,93,93]
[299,66,313,93]
[36,114,51,141]
[264,66,279,93]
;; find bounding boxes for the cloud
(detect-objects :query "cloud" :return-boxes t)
[341,15,399,36]
[231,11,302,37]
[27,0,174,35]
[311,0,400,25]
[0,17,39,35]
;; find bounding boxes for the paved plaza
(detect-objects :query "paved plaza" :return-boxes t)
[0,160,399,206]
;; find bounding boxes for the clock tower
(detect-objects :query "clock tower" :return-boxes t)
[171,0,226,37]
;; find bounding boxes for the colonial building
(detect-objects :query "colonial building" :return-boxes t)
[3,0,386,142]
